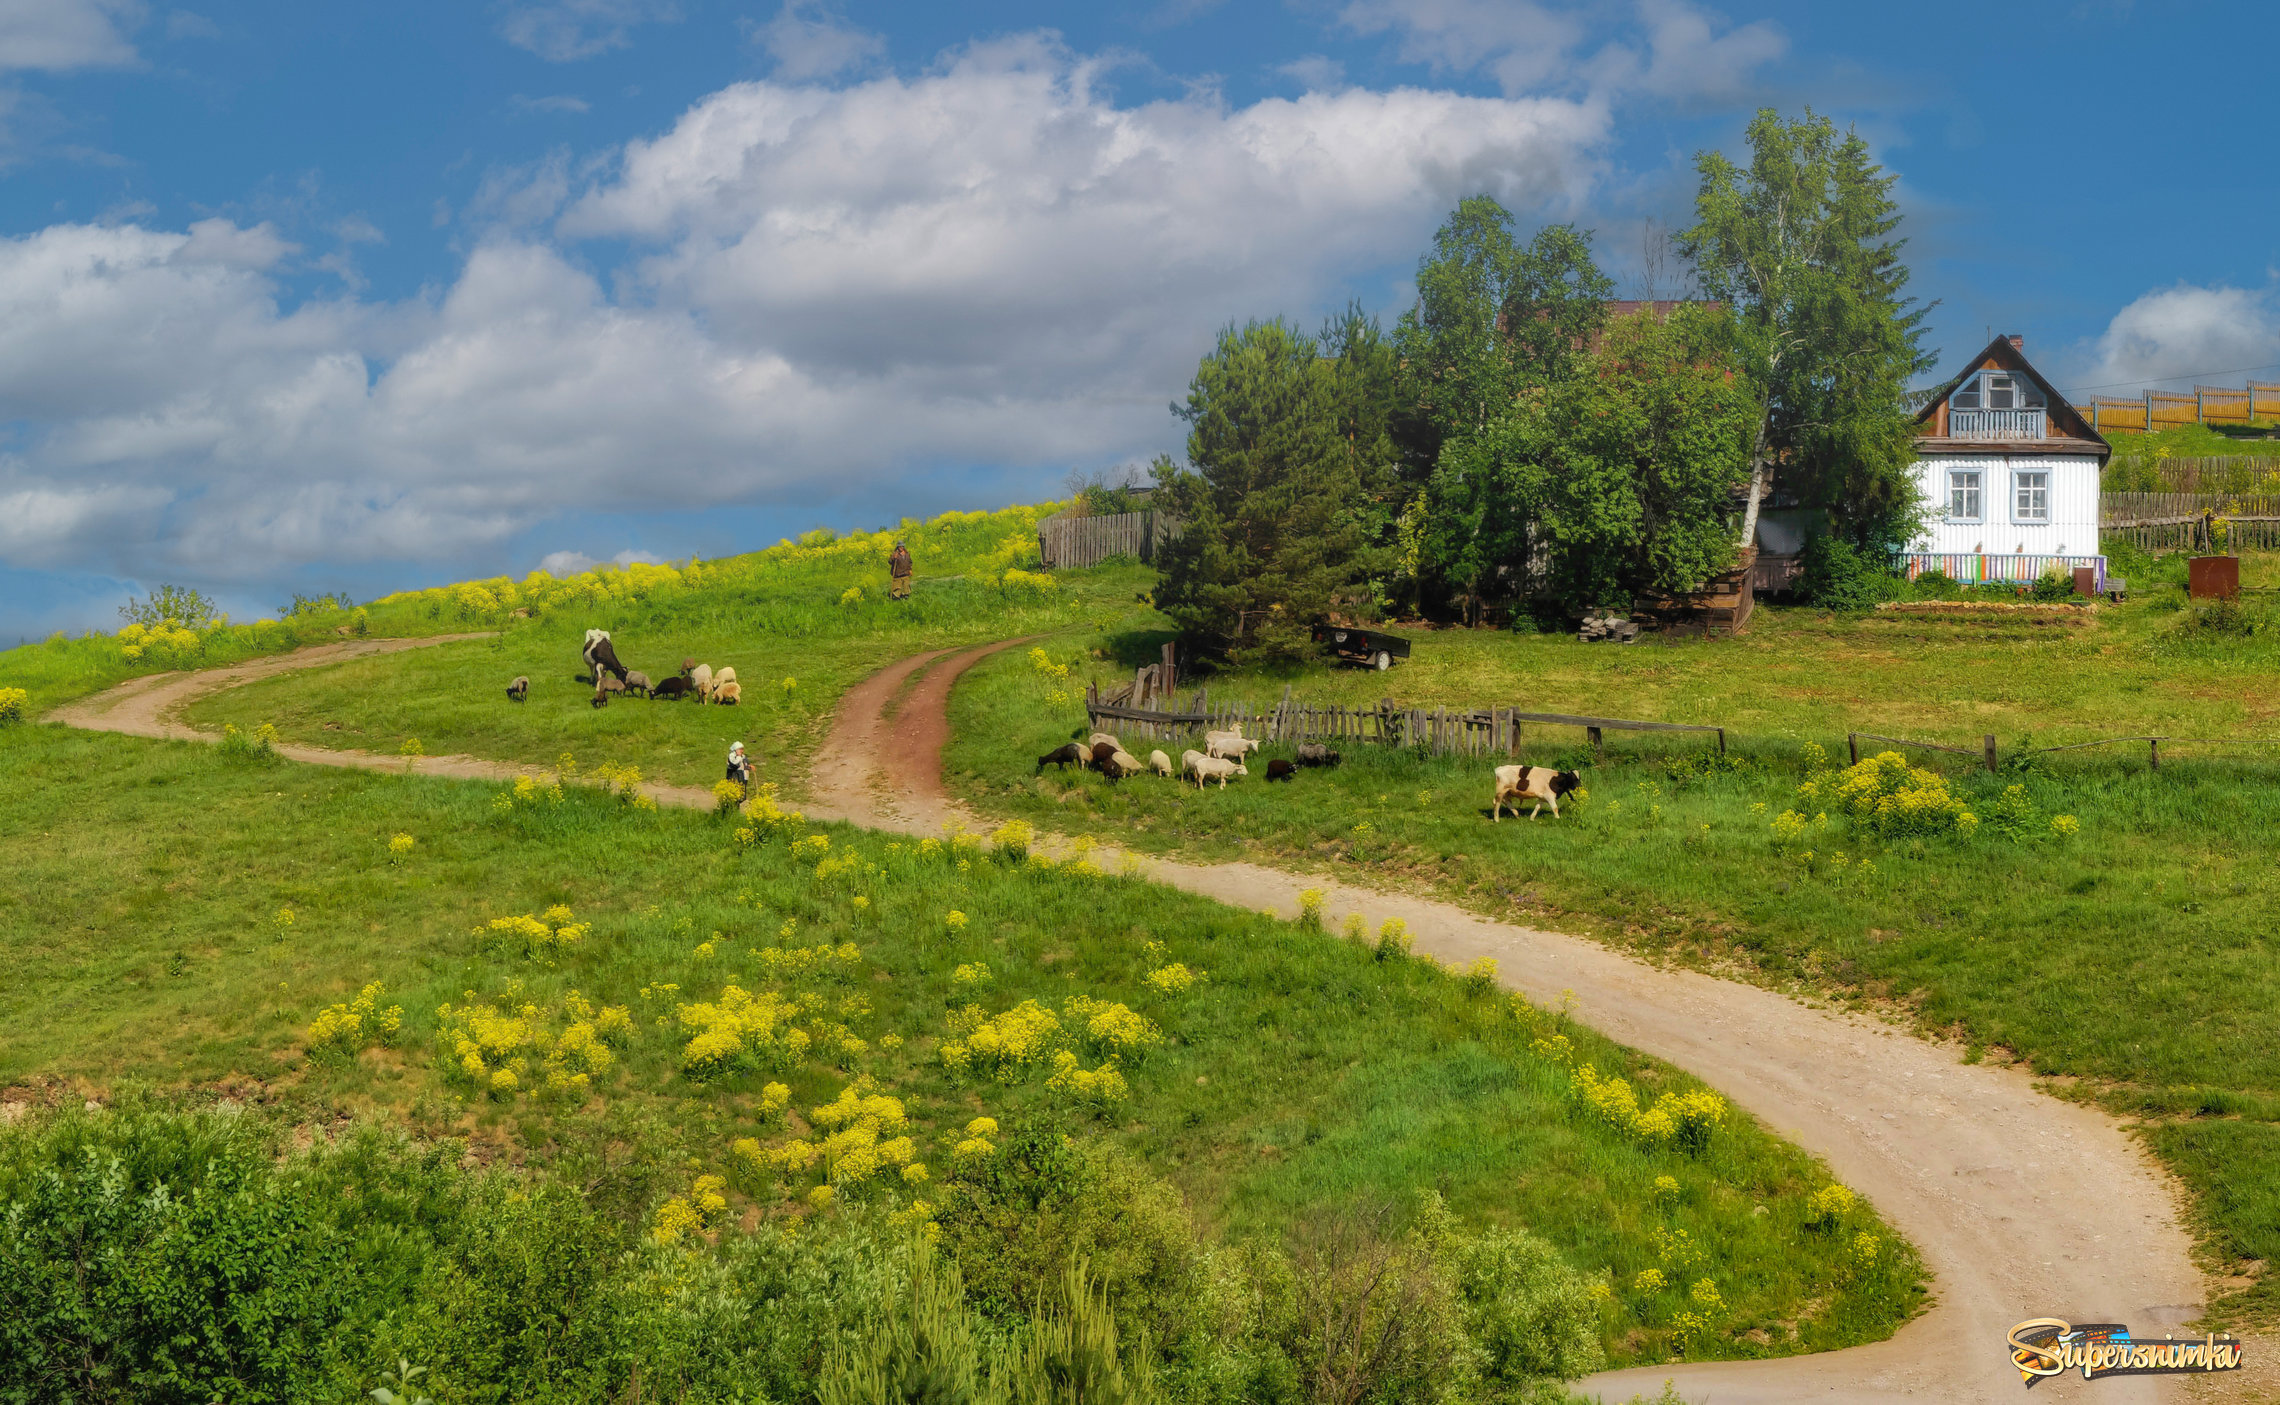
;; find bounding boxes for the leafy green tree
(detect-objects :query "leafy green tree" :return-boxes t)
[1151,320,1385,660]
[121,583,221,630]
[1683,108,1935,552]
[1423,308,1755,616]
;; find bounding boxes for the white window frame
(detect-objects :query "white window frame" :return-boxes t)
[1950,370,2046,413]
[2013,468,2050,523]
[1947,468,1983,522]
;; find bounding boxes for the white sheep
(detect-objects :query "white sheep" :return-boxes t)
[688,662,713,700]
[1149,749,1175,778]
[1087,731,1122,753]
[714,665,739,691]
[711,679,742,705]
[1105,749,1145,779]
[1183,749,1246,789]
[1205,729,1259,762]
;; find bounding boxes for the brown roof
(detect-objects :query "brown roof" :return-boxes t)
[1914,335,2111,462]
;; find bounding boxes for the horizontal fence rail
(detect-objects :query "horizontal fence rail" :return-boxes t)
[2100,492,2280,552]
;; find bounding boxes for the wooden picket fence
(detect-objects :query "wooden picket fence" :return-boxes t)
[2101,491,2280,551]
[2105,456,2280,494]
[1084,683,1725,760]
[2081,384,2280,433]
[1037,510,1183,570]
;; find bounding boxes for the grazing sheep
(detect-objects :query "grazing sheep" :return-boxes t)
[591,675,627,708]
[687,662,714,701]
[1037,742,1087,773]
[1183,749,1246,789]
[1493,763,1581,822]
[1104,749,1146,780]
[1089,741,1119,772]
[623,671,651,698]
[711,680,742,705]
[506,676,529,702]
[713,666,738,692]
[582,629,629,683]
[1296,742,1340,767]
[1149,749,1175,778]
[1087,732,1122,754]
[1266,759,1296,782]
[1205,729,1259,762]
[650,676,695,701]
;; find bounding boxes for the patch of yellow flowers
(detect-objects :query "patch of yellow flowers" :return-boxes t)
[1142,962,1199,997]
[306,982,403,1058]
[474,905,589,960]
[0,686,24,725]
[1568,1062,1728,1153]
[939,999,1061,1080]
[437,988,630,1099]
[678,984,810,1078]
[493,773,566,812]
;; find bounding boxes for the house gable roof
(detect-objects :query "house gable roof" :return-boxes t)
[1915,335,2110,458]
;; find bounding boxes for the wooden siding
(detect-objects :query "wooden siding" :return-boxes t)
[1909,453,2102,557]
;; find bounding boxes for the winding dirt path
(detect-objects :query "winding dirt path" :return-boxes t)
[50,638,2232,1402]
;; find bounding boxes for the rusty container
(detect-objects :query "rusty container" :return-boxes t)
[2188,555,2241,600]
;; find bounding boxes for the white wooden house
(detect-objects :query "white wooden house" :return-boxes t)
[1900,334,2111,589]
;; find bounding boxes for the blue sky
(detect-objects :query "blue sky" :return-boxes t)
[2,0,2275,639]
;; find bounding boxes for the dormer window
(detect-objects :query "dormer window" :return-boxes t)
[1946,369,2049,438]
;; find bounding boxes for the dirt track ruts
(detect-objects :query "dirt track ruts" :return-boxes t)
[50,637,2227,1403]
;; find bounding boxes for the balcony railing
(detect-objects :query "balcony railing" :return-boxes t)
[1947,407,2046,439]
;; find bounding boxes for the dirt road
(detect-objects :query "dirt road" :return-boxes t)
[52,637,2230,1403]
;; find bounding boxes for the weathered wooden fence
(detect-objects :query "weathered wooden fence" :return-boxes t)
[2104,456,2280,493]
[2101,492,2280,551]
[1037,511,1183,570]
[1084,683,1725,759]
[2081,384,2280,434]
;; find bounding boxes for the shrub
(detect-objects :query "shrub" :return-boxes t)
[2176,597,2261,638]
[1809,752,1976,839]
[1413,1192,1606,1389]
[0,687,25,725]
[1797,533,1889,611]
[2027,568,2076,603]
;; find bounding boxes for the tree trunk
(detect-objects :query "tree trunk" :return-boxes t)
[1736,411,1771,552]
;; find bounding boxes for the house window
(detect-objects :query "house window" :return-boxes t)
[2014,470,2049,522]
[1950,371,2046,412]
[1947,470,1983,521]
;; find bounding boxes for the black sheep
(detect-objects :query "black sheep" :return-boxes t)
[1266,759,1296,782]
[650,676,695,701]
[1036,742,1086,773]
[1088,741,1118,772]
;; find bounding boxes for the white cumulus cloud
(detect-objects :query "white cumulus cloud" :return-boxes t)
[497,0,678,63]
[2074,283,2280,395]
[0,38,1610,583]
[0,0,140,72]
[1337,0,1783,102]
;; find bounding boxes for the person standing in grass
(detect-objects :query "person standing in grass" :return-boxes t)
[889,541,913,599]
[726,741,752,801]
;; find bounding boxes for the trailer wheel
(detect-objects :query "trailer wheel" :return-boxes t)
[1372,650,1392,671]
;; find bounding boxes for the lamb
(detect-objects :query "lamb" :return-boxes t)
[1205,729,1259,762]
[1104,749,1146,780]
[506,675,529,702]
[686,662,714,701]
[711,680,742,705]
[623,671,652,698]
[1183,749,1246,789]
[1493,763,1582,822]
[1296,742,1340,767]
[582,629,628,683]
[1149,749,1175,778]
[591,676,626,708]
[650,676,695,701]
[1038,742,1087,773]
[1266,759,1296,782]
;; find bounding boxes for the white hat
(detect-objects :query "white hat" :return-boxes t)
[729,741,745,756]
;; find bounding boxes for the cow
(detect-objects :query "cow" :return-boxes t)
[1492,764,1582,822]
[582,629,629,684]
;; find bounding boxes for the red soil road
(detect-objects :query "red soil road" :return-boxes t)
[48,637,2246,1403]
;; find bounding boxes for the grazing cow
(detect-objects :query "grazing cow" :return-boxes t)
[1183,750,1246,789]
[1492,764,1582,822]
[1266,759,1296,782]
[506,676,529,702]
[1037,742,1087,773]
[650,676,695,701]
[1296,742,1340,767]
[1148,750,1175,778]
[582,629,629,683]
[623,671,652,698]
[1205,729,1259,762]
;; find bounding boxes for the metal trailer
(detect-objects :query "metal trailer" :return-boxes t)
[1312,625,1412,671]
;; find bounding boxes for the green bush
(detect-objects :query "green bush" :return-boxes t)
[2027,569,2076,603]
[1796,534,1888,611]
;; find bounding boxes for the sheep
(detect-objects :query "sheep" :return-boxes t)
[1493,763,1582,822]
[1089,741,1119,772]
[711,680,742,705]
[591,676,626,708]
[687,662,714,701]
[1104,749,1146,780]
[506,675,529,702]
[1205,729,1259,762]
[1149,749,1175,778]
[1266,759,1296,782]
[623,671,652,698]
[1296,742,1340,767]
[715,665,739,692]
[1087,732,1122,754]
[650,676,695,701]
[582,629,628,684]
[1037,742,1087,773]
[1183,749,1246,789]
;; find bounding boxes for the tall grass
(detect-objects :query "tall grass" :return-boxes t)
[0,723,1918,1368]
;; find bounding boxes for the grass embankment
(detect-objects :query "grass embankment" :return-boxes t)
[185,506,1147,791]
[946,558,2280,1323]
[0,721,1917,1377]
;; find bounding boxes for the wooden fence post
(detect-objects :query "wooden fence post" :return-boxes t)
[2149,738,2160,771]
[1716,727,1727,756]
[1588,725,1604,761]
[1847,733,1859,766]
[1983,734,1998,773]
